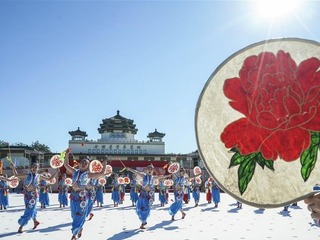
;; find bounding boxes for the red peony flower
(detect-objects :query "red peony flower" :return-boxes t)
[221,50,320,161]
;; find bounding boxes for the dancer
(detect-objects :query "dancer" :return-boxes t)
[95,178,105,207]
[119,174,126,204]
[39,173,50,208]
[211,179,220,208]
[183,175,191,204]
[191,177,201,207]
[126,164,171,229]
[58,173,69,208]
[10,162,59,233]
[64,149,108,240]
[129,174,139,207]
[110,174,121,207]
[158,178,167,207]
[169,168,201,220]
[0,174,11,210]
[205,177,212,204]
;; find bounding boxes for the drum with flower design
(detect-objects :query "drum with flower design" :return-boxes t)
[49,178,56,185]
[195,38,320,208]
[193,166,202,176]
[163,179,171,187]
[89,160,103,173]
[195,177,202,185]
[104,164,113,175]
[124,177,130,184]
[8,176,19,188]
[98,178,106,186]
[153,179,159,186]
[50,155,64,169]
[167,162,180,174]
[118,177,125,184]
[65,178,73,186]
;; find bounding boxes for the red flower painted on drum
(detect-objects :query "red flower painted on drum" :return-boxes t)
[221,50,320,161]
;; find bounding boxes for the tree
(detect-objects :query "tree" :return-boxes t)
[31,141,51,153]
[0,140,52,153]
[0,140,9,147]
[14,142,28,147]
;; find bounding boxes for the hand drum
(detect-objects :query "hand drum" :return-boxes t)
[195,38,320,208]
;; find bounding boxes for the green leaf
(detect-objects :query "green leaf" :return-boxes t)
[264,159,275,171]
[229,151,244,168]
[255,154,265,169]
[300,132,320,182]
[238,153,257,195]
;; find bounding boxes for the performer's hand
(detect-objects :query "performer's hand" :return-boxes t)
[304,194,320,222]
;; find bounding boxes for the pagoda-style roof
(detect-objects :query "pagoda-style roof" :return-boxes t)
[98,110,138,134]
[147,129,165,138]
[69,127,88,137]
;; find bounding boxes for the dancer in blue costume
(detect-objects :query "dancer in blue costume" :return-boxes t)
[10,162,58,233]
[111,174,121,207]
[211,179,220,208]
[126,164,171,229]
[183,177,191,204]
[39,175,50,208]
[169,168,201,220]
[58,173,69,208]
[0,174,12,210]
[119,174,126,204]
[191,177,202,207]
[95,179,105,207]
[64,149,108,240]
[86,178,97,221]
[158,179,167,207]
[129,174,139,207]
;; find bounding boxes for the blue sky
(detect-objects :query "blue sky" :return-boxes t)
[0,0,319,154]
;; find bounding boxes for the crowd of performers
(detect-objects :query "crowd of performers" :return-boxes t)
[0,150,225,239]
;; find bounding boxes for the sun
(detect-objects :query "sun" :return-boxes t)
[255,0,301,21]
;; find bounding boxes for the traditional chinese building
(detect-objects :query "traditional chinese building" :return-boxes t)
[68,110,166,156]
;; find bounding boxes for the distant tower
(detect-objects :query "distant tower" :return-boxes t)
[147,129,165,142]
[68,127,88,141]
[98,110,138,141]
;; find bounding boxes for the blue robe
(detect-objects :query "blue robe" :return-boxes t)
[95,183,104,205]
[58,179,69,206]
[86,179,97,218]
[111,179,120,204]
[70,170,89,236]
[18,173,40,227]
[0,180,9,208]
[158,181,167,205]
[39,179,50,207]
[169,176,184,215]
[211,181,220,204]
[130,179,139,204]
[192,181,201,203]
[136,175,154,224]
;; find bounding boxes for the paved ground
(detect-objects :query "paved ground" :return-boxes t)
[0,192,319,240]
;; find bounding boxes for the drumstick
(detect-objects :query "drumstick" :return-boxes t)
[118,157,126,168]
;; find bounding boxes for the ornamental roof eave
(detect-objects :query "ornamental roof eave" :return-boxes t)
[98,110,138,134]
[147,129,165,138]
[68,127,88,137]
